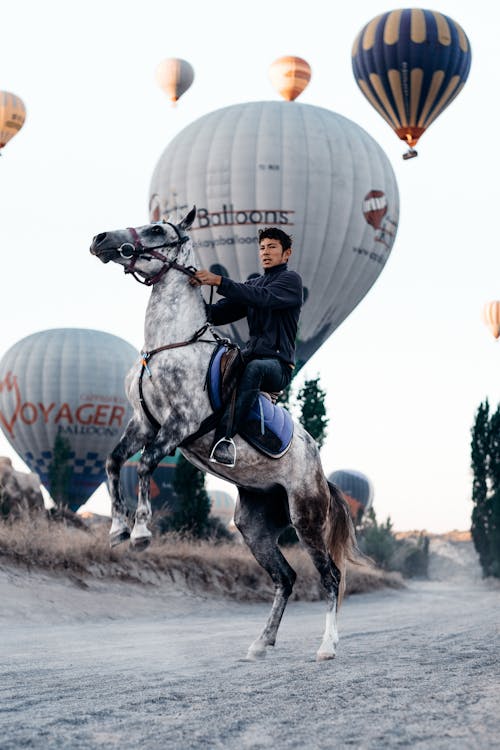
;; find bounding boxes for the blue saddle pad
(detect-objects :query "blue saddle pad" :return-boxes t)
[207,345,293,459]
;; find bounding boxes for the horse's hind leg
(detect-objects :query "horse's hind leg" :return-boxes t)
[234,486,296,660]
[106,418,155,547]
[289,486,342,661]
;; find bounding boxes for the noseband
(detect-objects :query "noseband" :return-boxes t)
[119,222,196,286]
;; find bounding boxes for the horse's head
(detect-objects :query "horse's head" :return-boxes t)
[90,207,197,286]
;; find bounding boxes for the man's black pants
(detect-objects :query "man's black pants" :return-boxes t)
[216,357,292,440]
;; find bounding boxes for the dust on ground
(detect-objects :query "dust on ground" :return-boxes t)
[0,535,499,749]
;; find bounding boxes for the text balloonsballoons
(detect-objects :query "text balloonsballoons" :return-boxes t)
[155,58,194,104]
[269,56,311,101]
[120,450,180,514]
[149,100,399,369]
[0,329,137,511]
[0,91,26,152]
[483,301,500,340]
[329,469,374,522]
[352,9,472,159]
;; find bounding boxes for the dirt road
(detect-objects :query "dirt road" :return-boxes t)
[1,542,499,749]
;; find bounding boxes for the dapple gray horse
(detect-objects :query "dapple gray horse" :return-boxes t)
[90,207,356,661]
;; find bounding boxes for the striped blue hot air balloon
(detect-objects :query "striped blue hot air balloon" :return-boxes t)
[352,9,472,159]
[0,329,137,511]
[329,469,374,523]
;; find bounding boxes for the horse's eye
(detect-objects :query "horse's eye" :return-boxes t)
[151,225,163,235]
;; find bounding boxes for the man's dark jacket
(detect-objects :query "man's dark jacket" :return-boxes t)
[208,263,303,366]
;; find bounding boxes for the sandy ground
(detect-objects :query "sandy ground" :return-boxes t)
[0,539,499,749]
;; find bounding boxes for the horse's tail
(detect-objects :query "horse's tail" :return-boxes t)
[325,480,359,605]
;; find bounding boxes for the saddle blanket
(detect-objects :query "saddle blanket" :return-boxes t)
[207,344,293,459]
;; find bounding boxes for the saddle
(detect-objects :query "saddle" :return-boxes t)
[206,343,294,459]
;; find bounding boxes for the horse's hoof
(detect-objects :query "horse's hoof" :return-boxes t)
[130,535,152,552]
[109,528,131,548]
[245,642,267,660]
[316,651,336,662]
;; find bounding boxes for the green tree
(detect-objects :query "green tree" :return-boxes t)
[486,405,500,577]
[357,507,398,570]
[296,376,329,447]
[471,400,494,576]
[172,454,211,537]
[48,434,72,506]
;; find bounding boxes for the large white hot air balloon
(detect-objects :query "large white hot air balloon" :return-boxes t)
[149,101,399,368]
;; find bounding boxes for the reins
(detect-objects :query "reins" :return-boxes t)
[119,223,196,286]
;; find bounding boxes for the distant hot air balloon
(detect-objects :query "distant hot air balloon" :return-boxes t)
[352,9,472,159]
[155,58,194,104]
[483,301,500,340]
[149,100,399,369]
[120,449,180,514]
[0,91,26,152]
[329,469,374,523]
[269,56,311,101]
[0,329,137,511]
[208,489,235,525]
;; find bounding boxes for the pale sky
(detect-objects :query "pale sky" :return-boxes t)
[0,0,497,532]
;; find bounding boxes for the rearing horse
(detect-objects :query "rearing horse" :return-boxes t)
[90,207,356,661]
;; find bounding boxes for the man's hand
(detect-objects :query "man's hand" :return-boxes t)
[189,270,222,287]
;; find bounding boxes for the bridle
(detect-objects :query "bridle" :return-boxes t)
[118,222,197,286]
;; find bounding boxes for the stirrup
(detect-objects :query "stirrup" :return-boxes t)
[209,437,236,467]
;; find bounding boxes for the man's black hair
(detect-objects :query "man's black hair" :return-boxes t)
[258,227,293,252]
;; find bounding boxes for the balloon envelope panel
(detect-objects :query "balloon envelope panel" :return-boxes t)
[150,101,399,369]
[0,329,137,511]
[329,468,374,520]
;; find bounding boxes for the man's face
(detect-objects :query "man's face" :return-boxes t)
[259,238,291,269]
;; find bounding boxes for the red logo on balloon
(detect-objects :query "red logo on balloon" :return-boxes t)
[363,190,387,230]
[0,372,22,437]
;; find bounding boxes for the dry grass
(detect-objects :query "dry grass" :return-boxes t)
[0,512,403,601]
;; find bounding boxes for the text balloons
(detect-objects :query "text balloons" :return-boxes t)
[0,91,26,151]
[329,469,374,522]
[149,100,399,369]
[0,329,137,511]
[352,9,472,159]
[155,58,194,104]
[269,56,311,101]
[483,301,500,340]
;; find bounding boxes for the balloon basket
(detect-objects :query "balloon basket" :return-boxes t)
[403,148,418,160]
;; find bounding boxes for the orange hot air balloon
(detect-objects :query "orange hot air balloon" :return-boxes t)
[269,56,311,101]
[155,58,194,104]
[483,301,500,340]
[0,91,26,152]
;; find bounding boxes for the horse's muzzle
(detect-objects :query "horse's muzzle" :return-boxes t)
[90,235,114,263]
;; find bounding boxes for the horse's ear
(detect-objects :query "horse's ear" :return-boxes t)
[179,205,196,230]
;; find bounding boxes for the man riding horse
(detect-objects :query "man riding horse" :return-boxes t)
[191,227,303,467]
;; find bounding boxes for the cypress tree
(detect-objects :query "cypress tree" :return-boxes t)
[296,376,329,448]
[48,434,72,506]
[471,400,495,577]
[172,454,211,537]
[487,405,500,577]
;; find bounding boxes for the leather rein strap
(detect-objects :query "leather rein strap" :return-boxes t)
[120,223,196,286]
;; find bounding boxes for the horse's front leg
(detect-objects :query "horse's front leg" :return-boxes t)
[132,422,184,550]
[106,418,155,547]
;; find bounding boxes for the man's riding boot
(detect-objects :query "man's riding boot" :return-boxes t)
[209,436,236,467]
